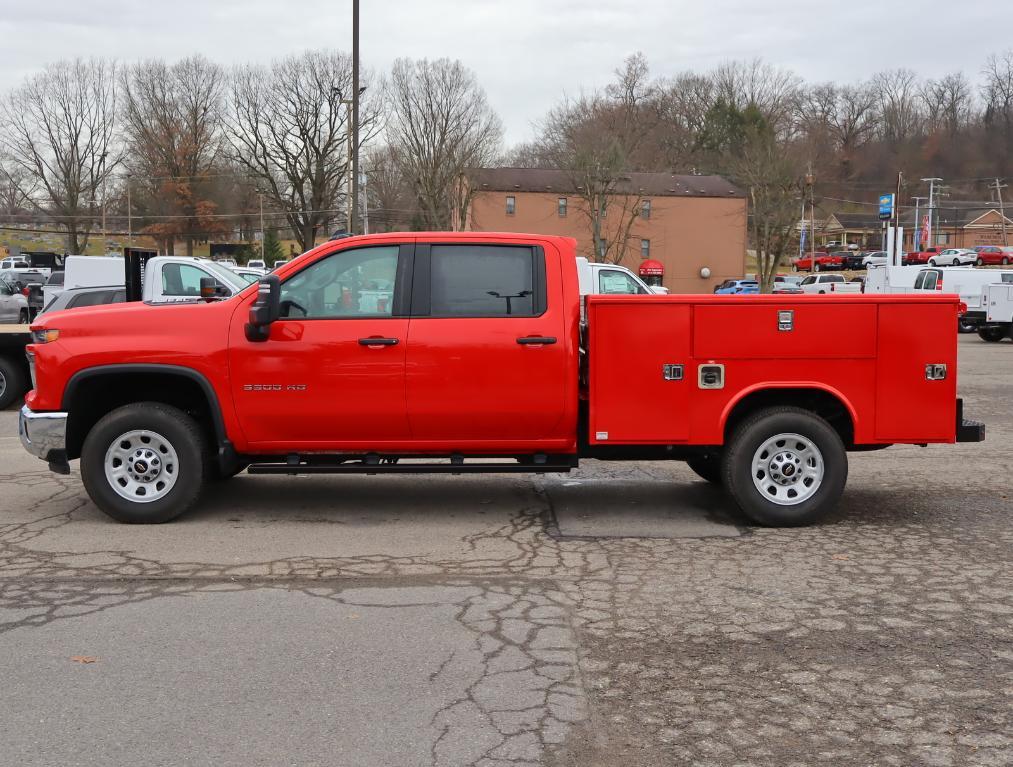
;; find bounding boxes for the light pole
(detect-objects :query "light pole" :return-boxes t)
[258,190,265,259]
[332,87,354,232]
[912,196,927,251]
[351,0,360,235]
[922,177,942,249]
[126,173,133,246]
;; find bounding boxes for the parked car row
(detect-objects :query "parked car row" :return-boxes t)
[794,244,1013,272]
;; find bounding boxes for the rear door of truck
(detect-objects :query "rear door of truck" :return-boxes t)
[404,240,569,442]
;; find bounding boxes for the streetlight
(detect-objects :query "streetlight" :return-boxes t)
[257,189,265,259]
[126,172,133,246]
[334,84,367,235]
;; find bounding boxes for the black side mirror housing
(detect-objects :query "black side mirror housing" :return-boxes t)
[245,274,281,342]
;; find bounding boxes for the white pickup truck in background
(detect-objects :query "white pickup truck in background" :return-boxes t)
[576,257,669,296]
[798,273,862,294]
[46,255,248,311]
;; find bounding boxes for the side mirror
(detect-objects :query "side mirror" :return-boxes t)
[245,274,281,342]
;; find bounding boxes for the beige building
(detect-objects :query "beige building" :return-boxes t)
[458,168,747,293]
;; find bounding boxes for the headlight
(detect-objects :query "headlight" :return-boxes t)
[31,328,59,344]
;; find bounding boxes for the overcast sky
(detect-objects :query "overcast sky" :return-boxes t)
[0,0,1009,146]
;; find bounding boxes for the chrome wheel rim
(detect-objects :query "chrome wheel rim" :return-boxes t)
[0,369,6,398]
[751,432,824,506]
[104,429,179,503]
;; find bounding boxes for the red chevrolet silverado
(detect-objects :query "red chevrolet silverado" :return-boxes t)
[19,232,984,526]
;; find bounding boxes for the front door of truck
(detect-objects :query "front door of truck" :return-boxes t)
[404,242,568,443]
[229,243,412,449]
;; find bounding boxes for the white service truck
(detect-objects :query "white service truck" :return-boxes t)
[576,257,668,296]
[979,282,1013,342]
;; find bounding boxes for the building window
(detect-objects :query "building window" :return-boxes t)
[641,199,651,219]
[935,232,950,245]
[640,239,650,259]
[505,195,516,216]
[558,197,567,217]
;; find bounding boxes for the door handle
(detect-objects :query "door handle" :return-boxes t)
[358,337,399,346]
[516,336,557,345]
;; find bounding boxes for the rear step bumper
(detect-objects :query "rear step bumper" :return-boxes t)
[956,398,985,443]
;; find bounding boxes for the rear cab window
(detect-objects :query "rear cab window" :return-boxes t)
[413,244,546,317]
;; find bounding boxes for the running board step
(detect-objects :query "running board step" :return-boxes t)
[247,461,576,475]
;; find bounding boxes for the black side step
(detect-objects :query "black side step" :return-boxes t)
[247,456,578,475]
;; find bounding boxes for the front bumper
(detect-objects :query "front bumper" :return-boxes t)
[18,404,70,473]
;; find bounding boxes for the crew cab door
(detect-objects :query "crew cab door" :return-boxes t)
[228,242,412,448]
[405,242,567,443]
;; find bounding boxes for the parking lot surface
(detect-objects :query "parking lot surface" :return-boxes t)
[0,334,1010,766]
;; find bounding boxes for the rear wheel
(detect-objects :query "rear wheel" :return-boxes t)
[686,452,722,484]
[952,258,961,266]
[1003,257,1010,265]
[722,407,847,527]
[0,355,27,409]
[814,263,821,272]
[978,326,1007,343]
[18,309,28,324]
[81,402,206,523]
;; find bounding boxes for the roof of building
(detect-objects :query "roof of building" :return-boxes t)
[900,201,1013,227]
[469,167,745,199]
[832,212,881,230]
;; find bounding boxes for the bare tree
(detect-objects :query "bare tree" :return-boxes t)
[227,50,380,251]
[712,59,801,138]
[1,59,119,252]
[386,58,502,230]
[921,73,974,137]
[730,127,805,293]
[872,69,923,145]
[0,158,33,220]
[539,55,661,263]
[121,56,227,256]
[363,144,415,232]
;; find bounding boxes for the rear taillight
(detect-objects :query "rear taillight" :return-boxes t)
[21,287,29,296]
[936,279,943,291]
[958,302,968,316]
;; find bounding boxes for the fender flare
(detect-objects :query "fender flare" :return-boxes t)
[719,382,860,440]
[62,363,236,469]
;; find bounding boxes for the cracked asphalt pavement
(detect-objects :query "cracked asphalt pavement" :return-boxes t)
[0,334,1010,766]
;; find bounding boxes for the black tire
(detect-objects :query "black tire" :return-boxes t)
[18,309,29,324]
[1003,257,1010,265]
[81,402,206,523]
[976,257,985,266]
[977,327,1007,343]
[686,452,723,484]
[958,318,975,334]
[813,263,821,273]
[722,406,848,527]
[0,355,28,409]
[952,258,960,267]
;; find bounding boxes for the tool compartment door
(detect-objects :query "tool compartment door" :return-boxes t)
[588,300,691,443]
[875,302,957,441]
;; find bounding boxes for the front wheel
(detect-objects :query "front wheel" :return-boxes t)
[722,407,848,526]
[81,402,207,523]
[953,258,961,266]
[813,263,821,272]
[929,259,937,267]
[1003,257,1010,265]
[0,355,27,409]
[978,326,1007,343]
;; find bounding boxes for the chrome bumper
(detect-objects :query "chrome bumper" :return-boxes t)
[18,405,70,473]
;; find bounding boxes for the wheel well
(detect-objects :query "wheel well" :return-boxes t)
[64,371,219,460]
[724,388,855,447]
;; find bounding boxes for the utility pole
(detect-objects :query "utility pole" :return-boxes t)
[351,0,360,236]
[258,190,265,259]
[922,177,942,249]
[989,178,1009,246]
[126,173,133,246]
[360,171,369,235]
[893,171,904,264]
[808,165,816,258]
[912,196,927,251]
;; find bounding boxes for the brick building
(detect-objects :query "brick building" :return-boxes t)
[457,168,747,293]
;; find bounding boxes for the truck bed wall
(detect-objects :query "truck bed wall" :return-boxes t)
[587,295,959,446]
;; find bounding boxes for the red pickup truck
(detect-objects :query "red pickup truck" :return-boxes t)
[793,252,844,272]
[19,232,983,527]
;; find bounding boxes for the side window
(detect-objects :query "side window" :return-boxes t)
[279,245,399,319]
[0,281,10,296]
[162,264,217,297]
[68,290,116,309]
[923,271,938,290]
[801,276,815,286]
[426,244,543,317]
[598,269,647,294]
[1001,274,1013,284]
[913,272,926,289]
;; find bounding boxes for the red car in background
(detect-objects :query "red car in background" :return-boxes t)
[793,252,844,272]
[903,247,946,265]
[973,245,1013,265]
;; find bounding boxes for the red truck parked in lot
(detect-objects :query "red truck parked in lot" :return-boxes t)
[19,232,984,526]
[792,252,844,272]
